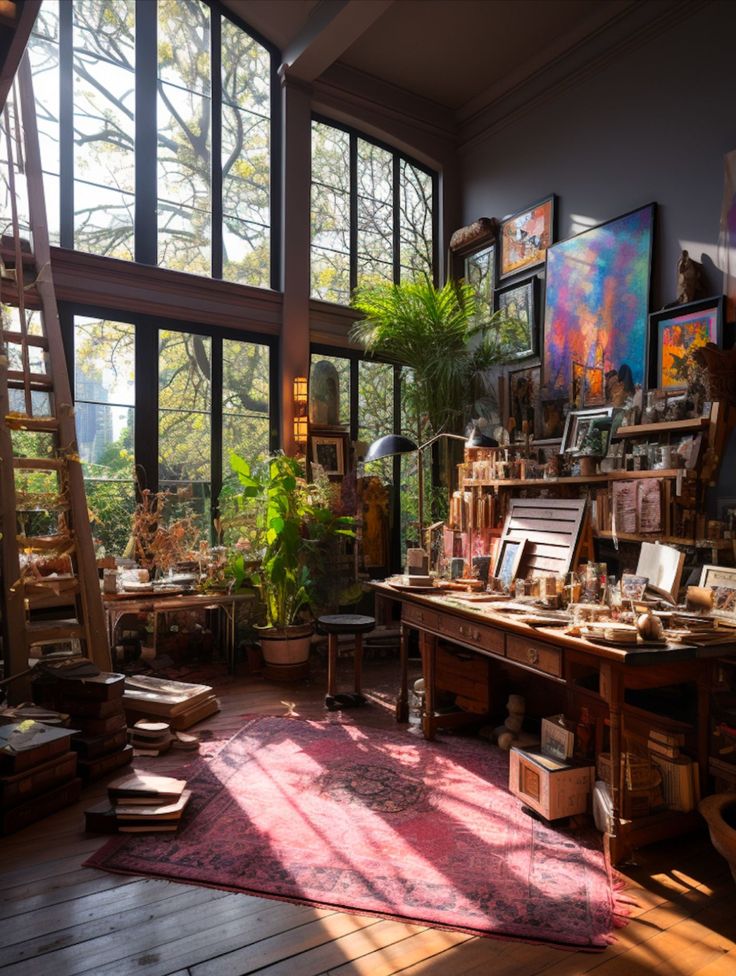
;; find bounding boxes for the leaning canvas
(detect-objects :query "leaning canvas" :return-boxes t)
[542,204,654,399]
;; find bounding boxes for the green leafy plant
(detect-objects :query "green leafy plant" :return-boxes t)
[350,277,527,438]
[226,453,354,630]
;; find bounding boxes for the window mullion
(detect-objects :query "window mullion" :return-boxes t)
[136,318,159,498]
[211,9,223,279]
[349,133,357,294]
[210,335,223,535]
[59,0,73,248]
[392,154,400,284]
[135,0,157,265]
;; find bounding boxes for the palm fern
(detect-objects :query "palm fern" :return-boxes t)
[350,277,525,437]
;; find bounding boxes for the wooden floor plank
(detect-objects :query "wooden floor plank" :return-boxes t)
[0,658,732,976]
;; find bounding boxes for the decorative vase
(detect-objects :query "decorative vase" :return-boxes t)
[256,622,314,680]
[699,793,736,883]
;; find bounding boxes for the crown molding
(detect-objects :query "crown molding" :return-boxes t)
[458,0,707,153]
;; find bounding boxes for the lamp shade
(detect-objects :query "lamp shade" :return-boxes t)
[465,423,498,448]
[364,434,418,463]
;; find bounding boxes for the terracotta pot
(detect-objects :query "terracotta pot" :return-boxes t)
[579,455,598,477]
[699,793,736,883]
[256,622,314,680]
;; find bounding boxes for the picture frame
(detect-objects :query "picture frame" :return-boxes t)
[495,538,526,589]
[559,406,614,455]
[507,364,540,440]
[494,275,538,359]
[570,361,605,408]
[621,574,649,601]
[309,431,348,477]
[543,203,655,400]
[464,243,495,323]
[698,564,736,625]
[648,295,724,391]
[499,195,556,279]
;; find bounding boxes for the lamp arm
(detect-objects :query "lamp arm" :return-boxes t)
[416,431,467,452]
[415,432,467,550]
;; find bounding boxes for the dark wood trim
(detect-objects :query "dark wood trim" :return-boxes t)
[211,10,223,279]
[0,1,42,115]
[50,247,282,333]
[135,0,157,265]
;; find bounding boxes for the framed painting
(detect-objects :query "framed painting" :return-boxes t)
[464,243,495,323]
[542,203,655,400]
[649,295,724,391]
[560,406,614,455]
[699,564,736,625]
[309,431,348,477]
[495,538,526,589]
[539,396,566,440]
[507,364,540,440]
[499,195,556,279]
[494,276,538,359]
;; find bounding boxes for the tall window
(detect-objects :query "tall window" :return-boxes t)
[72,312,275,555]
[26,0,276,286]
[310,119,436,304]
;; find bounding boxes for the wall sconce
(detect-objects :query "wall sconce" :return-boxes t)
[293,376,308,448]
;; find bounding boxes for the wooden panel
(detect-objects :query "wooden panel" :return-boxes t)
[438,614,505,655]
[402,603,439,632]
[494,497,587,580]
[506,634,563,677]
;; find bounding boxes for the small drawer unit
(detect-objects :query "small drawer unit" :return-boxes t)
[506,635,562,677]
[438,614,504,656]
[402,603,439,632]
[509,746,595,821]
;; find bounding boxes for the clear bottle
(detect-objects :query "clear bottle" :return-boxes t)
[605,575,622,618]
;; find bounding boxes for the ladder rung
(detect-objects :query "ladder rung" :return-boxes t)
[6,369,53,389]
[13,457,66,471]
[2,331,48,349]
[16,534,75,552]
[4,415,59,432]
[25,620,85,645]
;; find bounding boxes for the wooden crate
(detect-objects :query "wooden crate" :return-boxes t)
[510,746,594,821]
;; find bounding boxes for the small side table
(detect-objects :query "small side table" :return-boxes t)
[317,614,375,700]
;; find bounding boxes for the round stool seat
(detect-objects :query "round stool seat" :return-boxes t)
[317,613,375,635]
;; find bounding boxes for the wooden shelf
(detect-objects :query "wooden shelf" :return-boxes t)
[596,530,732,549]
[613,417,708,439]
[463,469,685,488]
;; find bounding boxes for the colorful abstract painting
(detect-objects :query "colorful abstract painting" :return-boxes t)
[542,205,654,398]
[499,196,555,278]
[652,299,722,390]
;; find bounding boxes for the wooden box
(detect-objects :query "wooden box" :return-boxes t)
[509,746,594,821]
[0,751,77,809]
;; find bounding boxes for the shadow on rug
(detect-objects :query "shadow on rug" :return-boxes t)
[84,716,628,949]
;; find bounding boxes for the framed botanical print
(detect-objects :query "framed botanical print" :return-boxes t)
[649,295,724,391]
[464,243,495,322]
[494,276,538,360]
[560,406,614,455]
[499,195,556,279]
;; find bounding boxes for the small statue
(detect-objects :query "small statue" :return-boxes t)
[494,694,526,751]
[676,250,704,304]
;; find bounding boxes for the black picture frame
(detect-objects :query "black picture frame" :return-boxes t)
[647,294,725,391]
[499,194,556,280]
[559,406,614,455]
[464,243,496,323]
[494,275,538,360]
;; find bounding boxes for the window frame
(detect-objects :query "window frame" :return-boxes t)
[62,301,280,540]
[310,114,439,301]
[46,0,281,288]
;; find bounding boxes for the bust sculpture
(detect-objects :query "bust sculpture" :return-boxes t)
[676,250,704,304]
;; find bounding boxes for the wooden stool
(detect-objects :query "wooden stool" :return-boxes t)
[317,614,375,702]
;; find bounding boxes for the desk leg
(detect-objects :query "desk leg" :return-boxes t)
[601,663,626,863]
[395,623,410,723]
[421,631,437,741]
[354,634,363,696]
[327,634,338,697]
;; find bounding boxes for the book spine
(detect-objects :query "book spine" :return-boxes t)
[651,755,694,812]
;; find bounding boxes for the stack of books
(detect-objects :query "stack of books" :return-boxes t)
[32,668,133,781]
[0,721,81,835]
[85,772,191,834]
[128,720,172,756]
[647,728,698,812]
[122,675,219,730]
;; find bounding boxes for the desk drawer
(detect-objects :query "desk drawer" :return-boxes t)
[438,615,504,656]
[402,603,439,631]
[506,635,562,677]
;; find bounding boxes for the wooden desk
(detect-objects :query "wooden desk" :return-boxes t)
[371,582,736,863]
[103,591,254,671]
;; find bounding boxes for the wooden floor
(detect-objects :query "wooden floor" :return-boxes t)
[1,656,735,976]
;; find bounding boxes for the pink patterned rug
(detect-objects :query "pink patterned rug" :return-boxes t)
[85,716,628,949]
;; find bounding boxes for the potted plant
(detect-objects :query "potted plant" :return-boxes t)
[576,425,604,477]
[225,452,354,677]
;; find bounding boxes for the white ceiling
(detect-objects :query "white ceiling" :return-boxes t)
[222,0,639,117]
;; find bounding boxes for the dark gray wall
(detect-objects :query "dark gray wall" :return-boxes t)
[460,0,736,513]
[461,1,736,309]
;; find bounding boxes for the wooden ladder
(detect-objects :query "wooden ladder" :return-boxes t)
[0,53,111,700]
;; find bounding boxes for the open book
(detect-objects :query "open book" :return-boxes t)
[636,541,685,605]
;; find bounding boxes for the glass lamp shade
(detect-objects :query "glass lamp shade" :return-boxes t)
[293,415,308,444]
[293,376,308,405]
[364,434,418,462]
